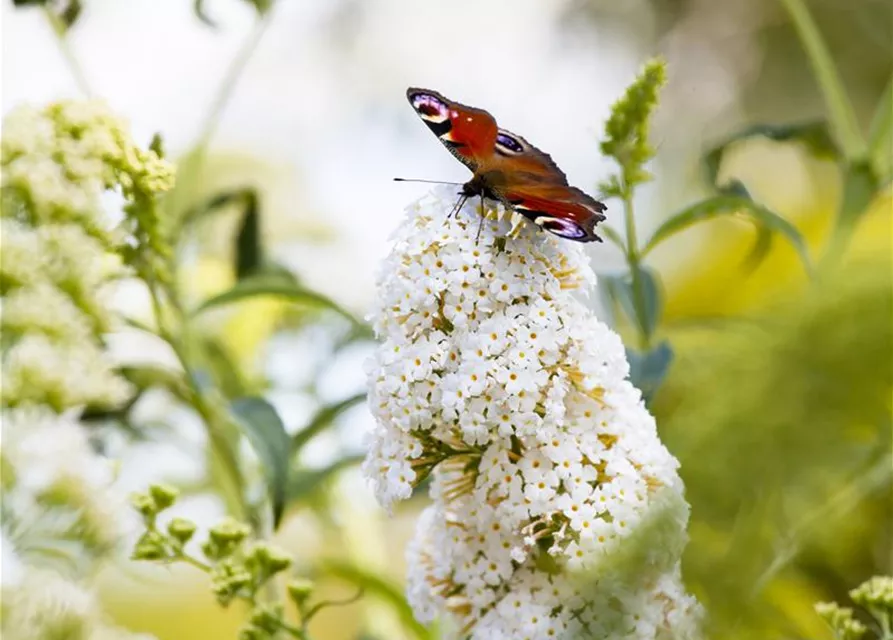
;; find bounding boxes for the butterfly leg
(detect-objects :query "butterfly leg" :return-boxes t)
[447,194,468,220]
[475,194,485,243]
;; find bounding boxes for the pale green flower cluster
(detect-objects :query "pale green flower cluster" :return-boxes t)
[0,100,173,640]
[1,100,175,410]
[1,568,155,640]
[0,405,152,640]
[815,575,893,640]
[0,406,129,571]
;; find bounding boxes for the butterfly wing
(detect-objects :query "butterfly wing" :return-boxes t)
[486,130,607,242]
[406,89,607,243]
[406,88,498,172]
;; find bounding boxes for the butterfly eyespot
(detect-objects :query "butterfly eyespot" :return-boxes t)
[495,132,524,155]
[409,92,449,123]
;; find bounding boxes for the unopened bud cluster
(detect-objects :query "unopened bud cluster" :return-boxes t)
[130,485,315,639]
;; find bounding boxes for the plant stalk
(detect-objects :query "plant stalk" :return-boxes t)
[779,0,865,161]
[621,178,651,350]
[43,6,92,97]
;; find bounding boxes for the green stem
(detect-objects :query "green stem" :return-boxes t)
[176,551,213,573]
[148,282,249,523]
[43,7,92,97]
[197,16,273,148]
[779,0,865,160]
[621,178,650,350]
[166,12,274,227]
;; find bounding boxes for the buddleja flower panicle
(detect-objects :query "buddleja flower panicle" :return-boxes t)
[1,100,175,410]
[363,188,701,638]
[599,58,667,194]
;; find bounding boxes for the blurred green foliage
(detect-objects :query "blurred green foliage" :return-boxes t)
[659,249,891,638]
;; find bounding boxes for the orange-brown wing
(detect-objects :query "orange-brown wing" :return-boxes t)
[486,129,607,242]
[406,88,498,172]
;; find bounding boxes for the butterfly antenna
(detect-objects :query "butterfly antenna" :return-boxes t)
[393,178,464,185]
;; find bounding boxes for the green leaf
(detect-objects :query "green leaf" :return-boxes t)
[120,365,191,403]
[287,454,363,505]
[14,0,81,30]
[291,393,366,455]
[245,0,272,14]
[180,187,256,228]
[193,0,216,27]
[838,160,880,230]
[740,224,774,274]
[200,337,249,399]
[823,159,880,263]
[641,195,812,276]
[235,190,261,279]
[320,560,434,640]
[704,122,839,189]
[867,75,892,183]
[194,275,363,328]
[626,341,673,405]
[231,397,291,528]
[598,224,626,252]
[599,268,662,339]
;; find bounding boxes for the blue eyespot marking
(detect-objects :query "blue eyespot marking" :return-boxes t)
[495,132,524,154]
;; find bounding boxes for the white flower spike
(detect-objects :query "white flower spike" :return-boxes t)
[364,188,701,638]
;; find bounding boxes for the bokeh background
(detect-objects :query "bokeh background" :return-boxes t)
[2,0,891,638]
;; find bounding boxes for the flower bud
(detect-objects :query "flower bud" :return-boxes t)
[287,578,314,607]
[148,483,179,511]
[248,603,284,634]
[210,559,253,607]
[246,542,292,577]
[203,518,251,560]
[130,492,156,519]
[131,530,168,561]
[167,517,197,544]
[208,518,251,545]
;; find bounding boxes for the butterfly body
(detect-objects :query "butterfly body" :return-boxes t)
[407,87,607,242]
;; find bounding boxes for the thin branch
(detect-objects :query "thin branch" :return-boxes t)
[43,6,92,97]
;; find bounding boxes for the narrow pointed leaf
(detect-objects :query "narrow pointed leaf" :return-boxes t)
[627,341,673,405]
[704,122,839,189]
[231,397,291,528]
[291,393,366,455]
[194,276,362,327]
[235,190,261,279]
[598,225,626,252]
[287,454,364,505]
[867,75,893,182]
[193,0,216,27]
[321,560,434,640]
[641,195,812,275]
[598,268,662,339]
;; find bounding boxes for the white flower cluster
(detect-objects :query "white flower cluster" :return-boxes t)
[0,101,170,640]
[0,407,150,640]
[1,100,174,410]
[364,188,701,638]
[0,406,132,573]
[1,567,156,640]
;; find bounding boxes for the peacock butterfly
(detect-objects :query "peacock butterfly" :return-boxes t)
[405,87,607,243]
